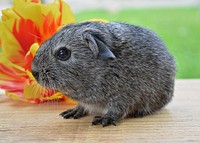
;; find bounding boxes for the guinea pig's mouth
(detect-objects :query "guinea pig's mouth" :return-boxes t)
[32,73,57,91]
[31,69,57,91]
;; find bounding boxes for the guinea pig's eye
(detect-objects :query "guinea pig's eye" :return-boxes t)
[56,47,71,61]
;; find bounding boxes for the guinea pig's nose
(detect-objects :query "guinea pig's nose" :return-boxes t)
[32,70,39,79]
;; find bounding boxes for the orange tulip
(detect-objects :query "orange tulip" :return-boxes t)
[0,0,75,103]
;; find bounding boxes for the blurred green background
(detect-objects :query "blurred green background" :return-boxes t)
[75,7,200,79]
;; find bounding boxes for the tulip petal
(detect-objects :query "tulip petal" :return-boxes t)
[30,43,39,56]
[0,0,75,104]
[0,24,24,65]
[58,0,75,25]
[13,0,43,26]
[2,8,20,23]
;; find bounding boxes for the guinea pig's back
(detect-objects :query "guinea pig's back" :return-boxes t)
[107,22,175,71]
[106,22,176,110]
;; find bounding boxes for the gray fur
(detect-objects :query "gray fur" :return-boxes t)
[32,21,176,126]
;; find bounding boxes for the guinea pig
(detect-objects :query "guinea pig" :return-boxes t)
[31,21,176,127]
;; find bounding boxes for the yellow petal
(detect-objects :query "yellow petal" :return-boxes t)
[13,1,43,26]
[14,0,41,5]
[64,97,77,105]
[0,23,24,63]
[12,0,75,27]
[0,56,26,81]
[6,91,30,103]
[87,19,109,23]
[24,81,64,101]
[60,1,75,24]
[42,92,64,101]
[24,80,43,99]
[26,70,35,81]
[2,8,20,22]
[41,0,75,25]
[29,43,39,56]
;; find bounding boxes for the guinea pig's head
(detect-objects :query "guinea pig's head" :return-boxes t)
[31,21,116,93]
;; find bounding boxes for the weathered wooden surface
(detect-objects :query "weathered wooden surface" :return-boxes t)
[0,80,200,143]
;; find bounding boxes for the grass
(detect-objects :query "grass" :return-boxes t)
[75,7,200,79]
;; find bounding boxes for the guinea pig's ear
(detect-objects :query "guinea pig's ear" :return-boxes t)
[82,31,116,60]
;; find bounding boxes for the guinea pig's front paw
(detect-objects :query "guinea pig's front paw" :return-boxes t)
[92,116,117,127]
[60,106,87,119]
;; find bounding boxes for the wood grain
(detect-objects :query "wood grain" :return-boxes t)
[0,80,200,143]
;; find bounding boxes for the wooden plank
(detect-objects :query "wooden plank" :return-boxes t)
[0,80,200,143]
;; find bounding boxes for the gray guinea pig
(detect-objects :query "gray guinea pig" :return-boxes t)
[31,21,176,127]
